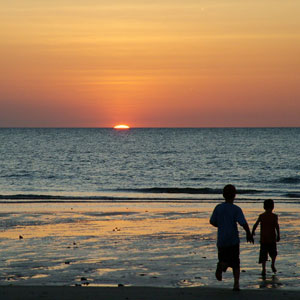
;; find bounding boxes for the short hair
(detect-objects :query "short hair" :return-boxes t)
[223,184,236,201]
[264,199,274,210]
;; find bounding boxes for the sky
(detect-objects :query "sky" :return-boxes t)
[1,0,300,127]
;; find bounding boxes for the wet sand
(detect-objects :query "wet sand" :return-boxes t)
[1,286,300,300]
[0,202,300,289]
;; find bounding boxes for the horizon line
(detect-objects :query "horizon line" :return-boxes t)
[0,126,300,129]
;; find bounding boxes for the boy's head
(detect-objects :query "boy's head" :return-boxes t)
[223,184,236,202]
[264,199,274,211]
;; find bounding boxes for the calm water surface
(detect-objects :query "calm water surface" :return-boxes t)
[0,128,299,202]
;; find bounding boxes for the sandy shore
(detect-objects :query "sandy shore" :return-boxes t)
[0,286,299,300]
[1,202,300,289]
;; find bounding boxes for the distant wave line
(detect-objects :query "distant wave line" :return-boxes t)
[275,176,300,184]
[1,199,300,204]
[116,187,264,195]
[0,193,299,203]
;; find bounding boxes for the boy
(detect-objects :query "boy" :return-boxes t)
[210,184,253,291]
[252,199,280,276]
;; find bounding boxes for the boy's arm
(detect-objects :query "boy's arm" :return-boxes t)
[236,208,254,243]
[276,217,280,242]
[252,217,260,236]
[210,218,218,227]
[242,223,254,244]
[210,207,218,227]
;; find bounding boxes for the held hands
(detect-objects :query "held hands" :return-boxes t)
[243,224,254,244]
[246,232,254,244]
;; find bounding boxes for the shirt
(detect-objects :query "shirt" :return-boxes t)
[258,212,278,244]
[210,202,247,247]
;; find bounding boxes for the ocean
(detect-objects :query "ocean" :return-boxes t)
[0,128,300,202]
[0,128,300,288]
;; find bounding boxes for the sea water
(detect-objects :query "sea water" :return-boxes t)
[0,128,300,288]
[0,128,300,202]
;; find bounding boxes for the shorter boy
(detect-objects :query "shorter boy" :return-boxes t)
[252,199,280,276]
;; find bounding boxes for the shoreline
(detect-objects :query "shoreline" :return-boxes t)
[1,202,299,289]
[1,286,300,300]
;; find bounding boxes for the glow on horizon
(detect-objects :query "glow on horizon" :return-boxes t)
[114,124,130,129]
[0,0,300,127]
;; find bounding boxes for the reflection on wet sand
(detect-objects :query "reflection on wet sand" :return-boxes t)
[0,202,300,288]
[259,275,283,289]
[1,204,212,239]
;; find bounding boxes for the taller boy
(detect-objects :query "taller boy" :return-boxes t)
[210,184,253,291]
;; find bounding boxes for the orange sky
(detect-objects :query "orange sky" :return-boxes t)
[1,0,300,127]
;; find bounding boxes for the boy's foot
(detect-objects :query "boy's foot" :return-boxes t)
[271,264,277,273]
[222,264,228,272]
[215,263,222,281]
[233,284,240,291]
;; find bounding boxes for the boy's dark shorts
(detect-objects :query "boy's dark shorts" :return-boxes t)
[259,242,277,263]
[218,244,240,268]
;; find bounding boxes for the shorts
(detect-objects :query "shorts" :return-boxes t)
[217,244,240,269]
[259,242,277,263]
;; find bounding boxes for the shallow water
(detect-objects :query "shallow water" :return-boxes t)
[0,201,299,289]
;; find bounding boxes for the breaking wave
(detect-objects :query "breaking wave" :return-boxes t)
[277,176,300,184]
[118,187,263,195]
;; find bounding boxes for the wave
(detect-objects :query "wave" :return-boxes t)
[0,194,116,201]
[285,192,300,198]
[0,193,299,203]
[121,187,222,194]
[277,176,300,184]
[0,173,33,179]
[118,187,263,195]
[0,188,264,201]
[0,187,299,203]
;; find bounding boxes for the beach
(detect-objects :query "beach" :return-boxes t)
[1,201,300,291]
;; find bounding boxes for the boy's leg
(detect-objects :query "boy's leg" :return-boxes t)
[215,262,228,281]
[215,262,223,281]
[261,261,266,276]
[270,243,277,273]
[259,243,268,276]
[271,257,277,273]
[233,266,240,291]
[216,246,227,281]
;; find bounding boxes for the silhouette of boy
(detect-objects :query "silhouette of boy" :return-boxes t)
[252,199,280,276]
[210,184,254,291]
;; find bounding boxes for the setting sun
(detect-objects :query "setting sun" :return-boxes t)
[113,124,130,130]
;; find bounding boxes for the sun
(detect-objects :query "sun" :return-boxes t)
[113,124,130,130]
